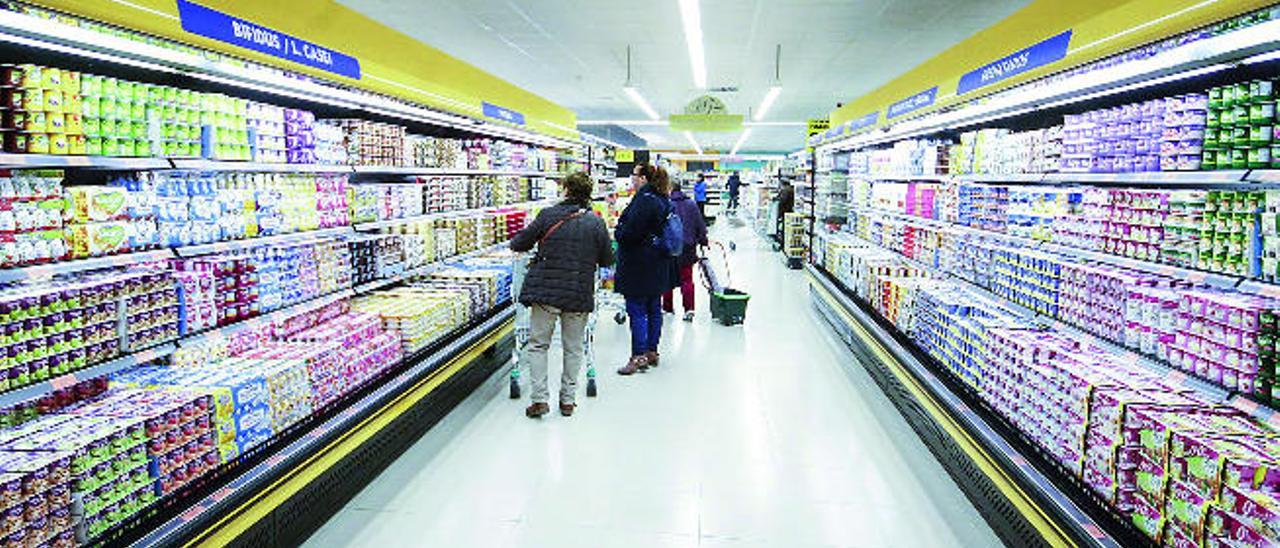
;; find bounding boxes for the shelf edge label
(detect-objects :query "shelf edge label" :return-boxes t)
[175,0,362,80]
[957,30,1072,96]
[888,87,938,119]
[482,102,526,126]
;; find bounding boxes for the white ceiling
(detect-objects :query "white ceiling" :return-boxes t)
[340,0,1030,153]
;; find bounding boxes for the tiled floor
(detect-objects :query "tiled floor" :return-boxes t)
[303,216,1001,547]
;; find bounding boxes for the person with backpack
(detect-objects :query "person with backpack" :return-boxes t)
[662,181,708,321]
[614,163,679,376]
[509,172,615,418]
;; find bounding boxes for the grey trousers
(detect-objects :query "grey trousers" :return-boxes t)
[526,304,589,405]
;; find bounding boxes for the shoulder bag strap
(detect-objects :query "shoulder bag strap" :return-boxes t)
[534,209,587,260]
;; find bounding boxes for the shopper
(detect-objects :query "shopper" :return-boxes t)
[693,174,709,219]
[727,171,742,210]
[662,181,708,321]
[509,172,615,418]
[776,180,795,240]
[614,163,678,375]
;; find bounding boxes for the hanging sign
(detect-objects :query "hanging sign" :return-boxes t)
[669,114,743,132]
[957,30,1073,96]
[482,102,526,125]
[807,118,830,138]
[616,149,635,163]
[887,87,937,119]
[175,0,362,80]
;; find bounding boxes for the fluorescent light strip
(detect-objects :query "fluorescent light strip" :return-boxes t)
[623,87,661,120]
[106,0,180,21]
[729,129,753,155]
[1069,0,1222,56]
[683,131,703,154]
[753,86,781,121]
[678,0,707,88]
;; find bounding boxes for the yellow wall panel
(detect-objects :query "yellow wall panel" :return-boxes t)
[28,0,578,140]
[830,0,1273,128]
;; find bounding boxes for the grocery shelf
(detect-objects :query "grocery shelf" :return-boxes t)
[1042,170,1249,186]
[0,11,576,150]
[179,289,356,348]
[168,159,354,174]
[853,206,1245,290]
[0,343,175,411]
[822,18,1280,152]
[351,166,562,177]
[807,267,1123,548]
[834,229,1241,405]
[173,227,356,257]
[0,153,170,171]
[953,174,1046,184]
[351,242,509,294]
[135,307,515,547]
[0,249,175,283]
[353,200,553,232]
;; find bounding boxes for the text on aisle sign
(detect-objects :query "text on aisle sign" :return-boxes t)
[888,87,938,118]
[482,102,526,126]
[957,30,1073,96]
[175,0,362,80]
[848,111,879,133]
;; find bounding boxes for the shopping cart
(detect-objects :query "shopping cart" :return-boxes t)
[509,253,606,399]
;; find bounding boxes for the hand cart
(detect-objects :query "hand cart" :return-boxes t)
[698,241,751,326]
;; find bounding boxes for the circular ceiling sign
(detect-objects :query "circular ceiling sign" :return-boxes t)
[684,95,728,115]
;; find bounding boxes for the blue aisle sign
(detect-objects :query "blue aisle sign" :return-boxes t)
[957,30,1073,96]
[175,0,362,80]
[482,102,526,126]
[888,87,937,119]
[848,111,879,133]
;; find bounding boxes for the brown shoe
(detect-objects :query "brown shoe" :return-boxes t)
[645,351,660,367]
[617,355,647,375]
[525,402,549,418]
[559,403,575,416]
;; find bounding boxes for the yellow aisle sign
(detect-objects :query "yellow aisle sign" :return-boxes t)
[616,149,635,163]
[28,0,578,139]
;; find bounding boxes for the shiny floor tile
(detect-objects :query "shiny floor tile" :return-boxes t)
[304,217,1001,548]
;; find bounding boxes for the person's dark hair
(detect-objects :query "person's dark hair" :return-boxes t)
[562,171,593,204]
[672,181,683,192]
[634,163,673,195]
[697,174,705,182]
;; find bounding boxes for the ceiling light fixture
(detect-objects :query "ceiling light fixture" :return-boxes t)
[753,45,783,122]
[683,131,703,154]
[753,86,781,122]
[729,129,753,155]
[677,0,707,88]
[622,45,661,121]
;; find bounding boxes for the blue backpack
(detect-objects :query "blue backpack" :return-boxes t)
[656,204,684,257]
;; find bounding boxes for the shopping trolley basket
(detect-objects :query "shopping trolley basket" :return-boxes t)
[698,241,750,326]
[509,253,605,399]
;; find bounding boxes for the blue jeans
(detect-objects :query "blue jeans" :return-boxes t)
[625,296,662,356]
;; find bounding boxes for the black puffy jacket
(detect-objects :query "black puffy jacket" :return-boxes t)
[510,201,615,312]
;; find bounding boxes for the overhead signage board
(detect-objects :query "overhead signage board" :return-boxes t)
[957,30,1073,96]
[807,118,830,139]
[887,87,938,119]
[482,102,526,125]
[848,111,879,133]
[616,149,635,163]
[175,0,361,80]
[668,114,744,132]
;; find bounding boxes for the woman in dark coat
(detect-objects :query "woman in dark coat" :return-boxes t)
[509,172,614,418]
[614,163,678,375]
[662,181,708,321]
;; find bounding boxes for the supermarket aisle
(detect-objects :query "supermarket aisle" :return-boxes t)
[304,215,1000,548]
